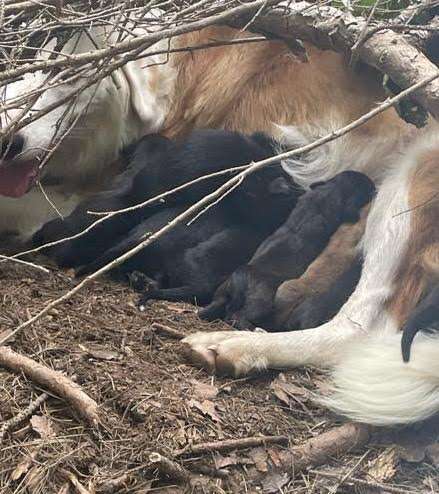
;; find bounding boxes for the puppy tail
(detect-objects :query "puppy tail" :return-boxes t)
[320,332,439,425]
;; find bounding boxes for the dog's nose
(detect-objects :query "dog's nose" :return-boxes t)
[1,133,25,160]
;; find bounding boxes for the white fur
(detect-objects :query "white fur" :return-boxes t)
[0,22,175,240]
[322,333,439,424]
[277,112,419,188]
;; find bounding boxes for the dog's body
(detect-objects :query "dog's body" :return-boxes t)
[2,16,439,427]
[1,24,415,242]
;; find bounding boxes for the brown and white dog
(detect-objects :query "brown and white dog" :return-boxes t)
[2,17,438,426]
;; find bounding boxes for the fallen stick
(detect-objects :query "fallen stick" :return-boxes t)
[0,346,99,427]
[150,322,185,340]
[309,469,417,494]
[149,452,193,484]
[277,423,371,476]
[0,392,48,444]
[175,434,289,457]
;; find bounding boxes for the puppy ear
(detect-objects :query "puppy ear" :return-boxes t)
[268,177,293,195]
[310,180,326,190]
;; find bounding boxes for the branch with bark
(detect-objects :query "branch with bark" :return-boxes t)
[226,1,439,118]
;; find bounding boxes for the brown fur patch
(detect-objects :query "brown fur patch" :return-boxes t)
[387,148,439,327]
[162,27,404,139]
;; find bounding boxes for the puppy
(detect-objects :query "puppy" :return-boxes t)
[273,205,370,330]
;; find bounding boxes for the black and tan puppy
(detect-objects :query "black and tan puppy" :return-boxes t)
[199,171,376,329]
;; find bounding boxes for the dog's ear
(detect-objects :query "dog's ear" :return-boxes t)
[268,177,293,196]
[310,180,326,190]
[342,196,363,223]
[121,60,166,133]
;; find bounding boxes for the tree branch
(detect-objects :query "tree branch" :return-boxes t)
[226,1,439,118]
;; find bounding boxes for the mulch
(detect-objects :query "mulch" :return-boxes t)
[0,259,438,493]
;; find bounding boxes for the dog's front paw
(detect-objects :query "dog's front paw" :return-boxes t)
[182,331,267,376]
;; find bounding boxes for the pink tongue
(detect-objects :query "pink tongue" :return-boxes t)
[0,162,39,198]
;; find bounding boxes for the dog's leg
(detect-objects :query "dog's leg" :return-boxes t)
[182,315,360,376]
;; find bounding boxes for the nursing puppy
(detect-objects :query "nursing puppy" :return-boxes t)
[286,257,363,330]
[199,171,375,329]
[32,135,173,267]
[75,206,271,306]
[273,205,369,330]
[33,129,292,268]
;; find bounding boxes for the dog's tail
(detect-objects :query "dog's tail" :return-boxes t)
[321,332,439,425]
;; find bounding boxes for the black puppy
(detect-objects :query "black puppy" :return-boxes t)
[283,256,363,330]
[75,169,298,305]
[75,206,271,306]
[401,285,439,363]
[32,134,172,267]
[33,129,296,268]
[200,171,375,329]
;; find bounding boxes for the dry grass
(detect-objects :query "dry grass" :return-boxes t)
[0,260,438,493]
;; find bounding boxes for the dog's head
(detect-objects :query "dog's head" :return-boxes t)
[0,25,174,199]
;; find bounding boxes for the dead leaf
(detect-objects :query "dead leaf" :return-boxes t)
[25,466,44,490]
[267,448,283,468]
[398,443,427,463]
[214,453,237,469]
[30,415,55,439]
[191,380,218,400]
[261,472,290,493]
[426,443,439,467]
[270,373,308,406]
[188,399,221,422]
[10,449,39,481]
[367,447,397,482]
[248,447,268,473]
[79,345,120,361]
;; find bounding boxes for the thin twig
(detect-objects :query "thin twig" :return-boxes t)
[310,469,418,494]
[0,392,48,444]
[0,254,49,273]
[150,322,186,340]
[175,434,289,457]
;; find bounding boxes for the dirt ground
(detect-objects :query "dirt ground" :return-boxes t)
[0,259,438,493]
